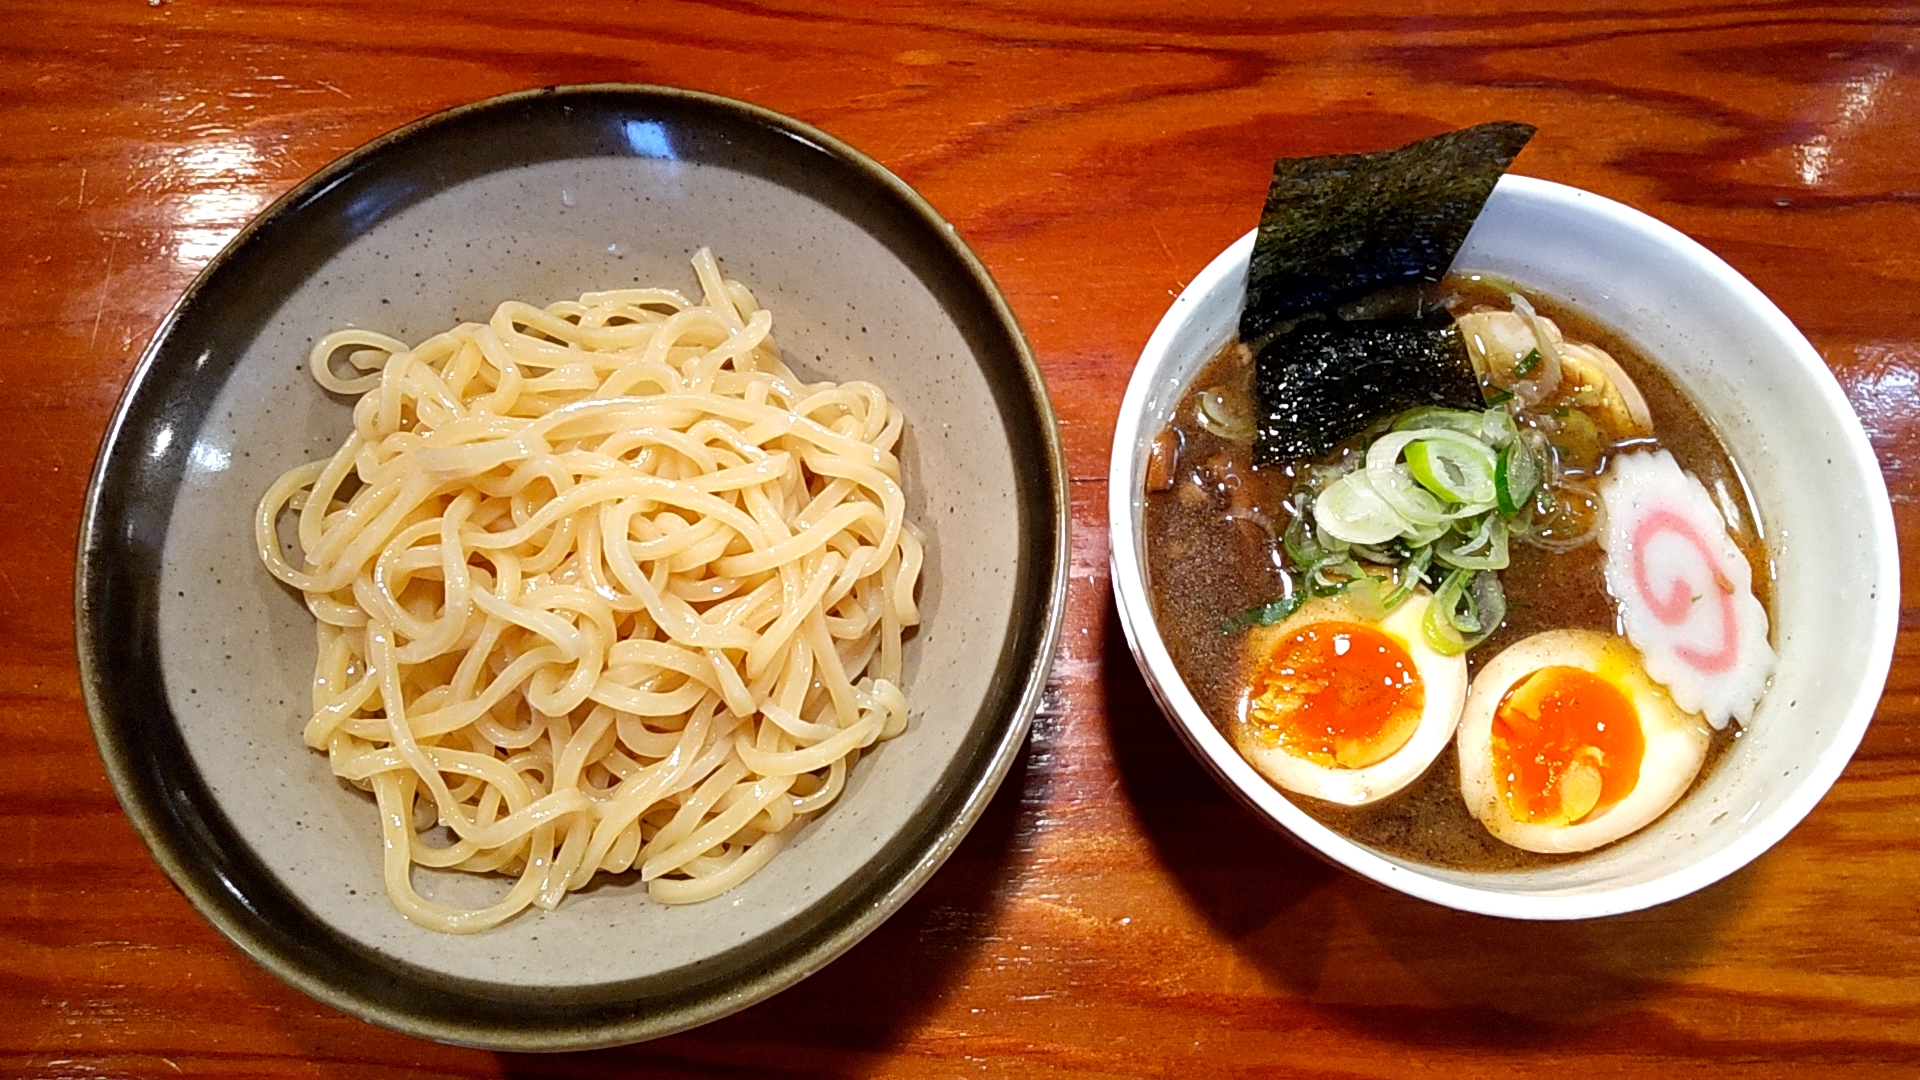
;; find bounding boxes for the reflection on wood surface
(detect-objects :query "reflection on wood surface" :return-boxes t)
[5,0,1920,1074]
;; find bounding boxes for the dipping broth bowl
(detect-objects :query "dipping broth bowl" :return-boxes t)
[1107,174,1897,920]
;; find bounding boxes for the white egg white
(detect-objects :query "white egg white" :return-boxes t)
[1230,591,1467,806]
[1458,629,1712,853]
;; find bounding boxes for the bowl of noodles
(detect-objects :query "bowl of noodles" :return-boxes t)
[76,86,1068,1048]
[1110,167,1896,919]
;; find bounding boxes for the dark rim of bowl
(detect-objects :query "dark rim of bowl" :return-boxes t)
[73,83,1069,1051]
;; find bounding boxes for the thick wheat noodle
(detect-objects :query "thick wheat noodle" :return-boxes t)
[254,249,920,934]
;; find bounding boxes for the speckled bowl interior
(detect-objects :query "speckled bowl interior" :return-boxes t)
[78,86,1067,1048]
[1109,175,1897,920]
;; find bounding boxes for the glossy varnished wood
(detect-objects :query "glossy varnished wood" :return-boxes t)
[6,0,1920,1074]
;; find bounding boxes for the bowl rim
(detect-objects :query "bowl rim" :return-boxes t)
[75,83,1071,1048]
[1106,174,1897,920]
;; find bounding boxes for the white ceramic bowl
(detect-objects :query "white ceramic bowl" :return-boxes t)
[1108,174,1897,920]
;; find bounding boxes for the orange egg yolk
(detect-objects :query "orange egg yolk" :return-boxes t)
[1244,621,1423,768]
[1490,666,1644,826]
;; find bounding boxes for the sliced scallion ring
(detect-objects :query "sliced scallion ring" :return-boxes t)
[1495,438,1541,515]
[1405,434,1498,505]
[1467,570,1508,643]
[1371,464,1449,526]
[1391,407,1484,435]
[1434,515,1510,570]
[1225,587,1304,632]
[1381,544,1434,610]
[1401,517,1451,547]
[1283,510,1325,567]
[1307,555,1365,596]
[1341,574,1389,621]
[1314,472,1407,545]
[1480,406,1520,448]
[1278,398,1594,640]
[1424,567,1506,654]
[1425,569,1473,654]
[1364,430,1421,475]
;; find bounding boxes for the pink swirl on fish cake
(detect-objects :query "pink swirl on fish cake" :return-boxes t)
[1598,450,1775,729]
[1629,508,1738,674]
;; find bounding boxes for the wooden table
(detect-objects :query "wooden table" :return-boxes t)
[7,1,1919,1075]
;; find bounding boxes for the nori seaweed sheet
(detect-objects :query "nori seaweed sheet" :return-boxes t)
[1240,121,1535,346]
[1245,121,1533,466]
[1253,317,1483,464]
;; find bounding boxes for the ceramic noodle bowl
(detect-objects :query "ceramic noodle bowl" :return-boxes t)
[1108,175,1896,920]
[77,85,1069,1048]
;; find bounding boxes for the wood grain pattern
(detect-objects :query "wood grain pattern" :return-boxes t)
[5,0,1919,1074]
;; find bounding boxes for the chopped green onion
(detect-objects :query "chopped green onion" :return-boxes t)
[1424,568,1506,654]
[1282,508,1325,567]
[1400,517,1451,547]
[1405,434,1498,505]
[1371,463,1450,525]
[1381,544,1434,609]
[1424,569,1471,653]
[1480,406,1519,448]
[1495,438,1541,515]
[1341,574,1389,621]
[1391,407,1484,436]
[1307,556,1365,596]
[1514,347,1542,378]
[1278,398,1587,649]
[1314,472,1406,545]
[1351,542,1399,565]
[1468,570,1507,637]
[1434,515,1510,570]
[1226,590,1304,632]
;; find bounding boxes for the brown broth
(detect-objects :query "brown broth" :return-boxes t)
[1142,276,1767,871]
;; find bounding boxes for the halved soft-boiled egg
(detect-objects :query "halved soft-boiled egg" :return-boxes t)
[1231,591,1467,805]
[1457,629,1712,853]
